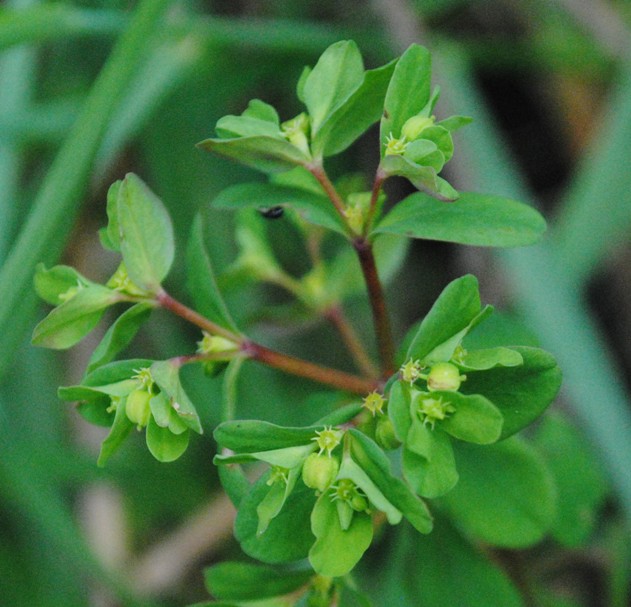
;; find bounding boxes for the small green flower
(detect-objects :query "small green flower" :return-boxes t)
[363,391,386,416]
[400,359,423,383]
[414,392,456,429]
[313,426,343,455]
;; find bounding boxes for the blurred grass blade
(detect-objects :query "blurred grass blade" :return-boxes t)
[0,0,172,379]
[0,0,38,258]
[438,47,631,523]
[95,33,204,176]
[552,54,631,286]
[0,4,124,51]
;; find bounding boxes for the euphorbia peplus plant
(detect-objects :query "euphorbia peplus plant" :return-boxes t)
[33,41,570,605]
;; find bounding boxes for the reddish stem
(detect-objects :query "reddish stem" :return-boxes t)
[308,163,348,223]
[156,290,241,343]
[242,341,380,395]
[324,304,380,379]
[365,167,386,235]
[352,238,395,376]
[157,290,378,395]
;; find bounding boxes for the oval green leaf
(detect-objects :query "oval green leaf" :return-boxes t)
[406,274,481,362]
[374,191,547,247]
[211,182,345,235]
[204,561,312,602]
[235,477,316,564]
[380,44,432,152]
[308,492,373,577]
[303,40,364,135]
[461,346,562,439]
[145,417,190,462]
[116,173,175,291]
[440,438,557,547]
[187,210,239,332]
[86,303,152,373]
[32,284,121,349]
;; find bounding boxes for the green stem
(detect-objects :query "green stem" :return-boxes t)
[0,0,172,379]
[353,237,395,376]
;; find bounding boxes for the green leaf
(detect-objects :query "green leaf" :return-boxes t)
[204,561,312,602]
[437,391,504,444]
[308,492,373,577]
[315,402,364,427]
[374,191,547,247]
[406,274,481,362]
[313,59,397,158]
[97,396,134,467]
[235,477,316,564]
[215,99,281,138]
[150,360,203,434]
[86,303,152,373]
[211,182,346,235]
[101,179,122,251]
[33,263,91,305]
[145,417,190,462]
[82,358,154,387]
[388,379,412,441]
[257,466,304,535]
[440,438,557,547]
[303,40,364,135]
[218,464,251,509]
[403,425,458,498]
[337,456,403,526]
[197,135,310,174]
[116,173,175,291]
[214,420,321,453]
[461,346,562,439]
[380,153,458,201]
[348,430,433,533]
[458,347,523,371]
[396,517,525,607]
[380,44,432,152]
[149,391,188,434]
[533,413,608,547]
[187,211,239,332]
[32,284,121,349]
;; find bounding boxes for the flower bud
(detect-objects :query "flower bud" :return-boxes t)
[125,389,152,428]
[427,361,465,391]
[302,453,339,492]
[375,416,401,450]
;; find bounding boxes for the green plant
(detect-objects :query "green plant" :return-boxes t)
[32,40,604,606]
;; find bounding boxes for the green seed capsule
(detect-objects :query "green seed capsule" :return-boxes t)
[375,416,401,450]
[427,361,465,391]
[302,453,339,492]
[125,389,152,428]
[401,114,435,140]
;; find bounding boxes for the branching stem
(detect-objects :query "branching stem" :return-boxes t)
[324,304,380,379]
[308,162,348,222]
[242,341,380,394]
[156,290,241,343]
[157,290,379,395]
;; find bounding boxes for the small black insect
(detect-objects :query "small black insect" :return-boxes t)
[257,206,284,219]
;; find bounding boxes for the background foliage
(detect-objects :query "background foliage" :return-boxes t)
[1,0,630,605]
